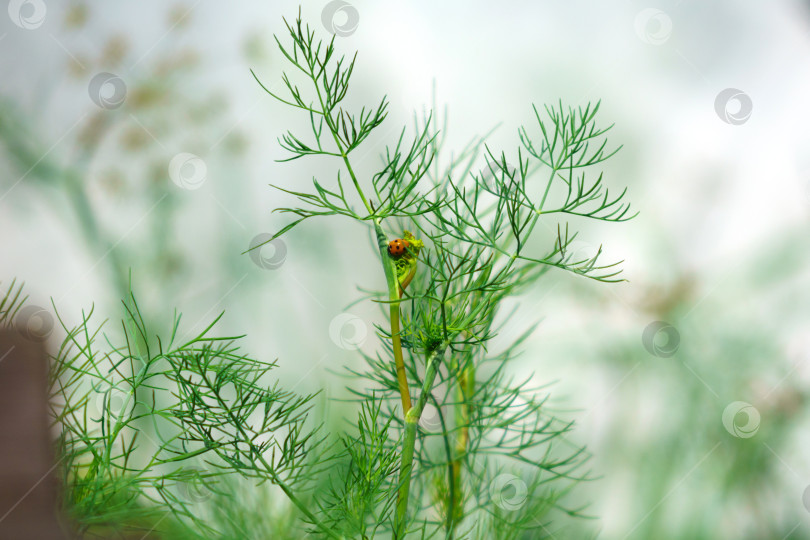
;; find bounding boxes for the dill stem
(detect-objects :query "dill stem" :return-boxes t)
[306,52,415,414]
[390,302,412,412]
[374,222,412,413]
[395,345,445,538]
[306,40,413,418]
[450,361,474,533]
[430,397,456,540]
[308,61,374,217]
[311,56,415,436]
[311,60,413,416]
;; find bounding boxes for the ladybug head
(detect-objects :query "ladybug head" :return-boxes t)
[387,238,409,258]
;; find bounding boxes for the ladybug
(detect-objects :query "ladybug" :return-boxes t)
[387,238,410,258]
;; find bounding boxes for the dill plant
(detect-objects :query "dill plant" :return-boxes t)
[246,11,635,539]
[23,9,636,540]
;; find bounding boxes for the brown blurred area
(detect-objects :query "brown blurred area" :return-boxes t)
[0,330,67,539]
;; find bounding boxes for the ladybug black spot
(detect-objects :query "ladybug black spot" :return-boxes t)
[387,238,408,258]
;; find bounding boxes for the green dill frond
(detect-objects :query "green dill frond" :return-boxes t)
[50,292,334,539]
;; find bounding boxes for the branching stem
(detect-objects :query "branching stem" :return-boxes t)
[197,365,343,540]
[300,35,411,417]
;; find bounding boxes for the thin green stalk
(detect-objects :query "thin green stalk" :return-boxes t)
[449,360,474,534]
[308,59,374,218]
[305,53,413,415]
[428,394,456,540]
[307,56,412,415]
[374,222,413,414]
[395,345,446,538]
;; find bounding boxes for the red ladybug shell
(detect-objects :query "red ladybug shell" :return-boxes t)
[387,238,410,258]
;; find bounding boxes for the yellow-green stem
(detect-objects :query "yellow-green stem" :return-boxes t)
[374,223,412,414]
[310,66,420,536]
[395,346,445,538]
[450,362,474,532]
[389,303,412,413]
